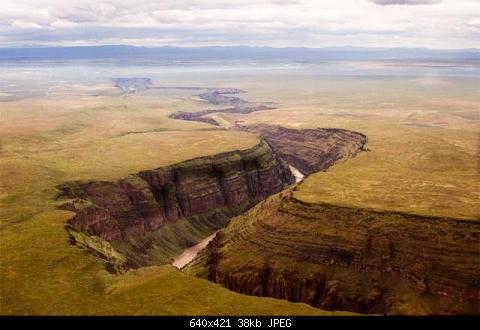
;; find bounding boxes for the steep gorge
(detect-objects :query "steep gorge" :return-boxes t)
[58,124,367,272]
[58,140,294,270]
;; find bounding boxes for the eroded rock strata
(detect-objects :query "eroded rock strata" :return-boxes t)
[58,124,368,271]
[236,124,368,175]
[58,140,294,269]
[189,192,480,315]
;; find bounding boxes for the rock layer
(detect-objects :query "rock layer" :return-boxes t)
[59,140,293,243]
[192,192,480,315]
[58,140,294,269]
[236,124,368,175]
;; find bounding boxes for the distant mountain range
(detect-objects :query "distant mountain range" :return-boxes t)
[0,45,478,61]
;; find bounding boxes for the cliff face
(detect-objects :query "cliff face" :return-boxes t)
[194,193,480,315]
[236,124,368,175]
[57,141,294,268]
[57,124,368,272]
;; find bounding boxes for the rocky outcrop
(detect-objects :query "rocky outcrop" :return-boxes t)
[57,140,294,269]
[194,192,480,315]
[235,124,368,175]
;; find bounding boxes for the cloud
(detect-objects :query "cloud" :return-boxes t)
[0,0,478,48]
[271,0,300,5]
[370,0,441,5]
[11,20,43,29]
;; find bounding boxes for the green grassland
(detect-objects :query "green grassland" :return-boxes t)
[226,77,479,220]
[294,122,479,220]
[0,90,334,315]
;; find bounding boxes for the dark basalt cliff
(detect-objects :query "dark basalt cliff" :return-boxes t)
[236,124,368,175]
[57,140,294,269]
[192,192,480,315]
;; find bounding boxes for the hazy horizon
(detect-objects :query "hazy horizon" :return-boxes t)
[1,45,479,64]
[1,44,479,50]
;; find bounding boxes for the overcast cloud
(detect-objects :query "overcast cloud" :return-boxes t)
[0,0,479,48]
[370,0,442,5]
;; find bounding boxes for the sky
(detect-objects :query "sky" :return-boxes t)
[0,0,479,49]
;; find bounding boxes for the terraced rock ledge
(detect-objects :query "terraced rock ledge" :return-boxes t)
[57,140,293,271]
[187,190,480,315]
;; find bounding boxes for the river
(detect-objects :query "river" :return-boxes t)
[172,231,219,269]
[289,165,304,183]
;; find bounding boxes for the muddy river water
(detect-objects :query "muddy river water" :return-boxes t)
[172,231,219,269]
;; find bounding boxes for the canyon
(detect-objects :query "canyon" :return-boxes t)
[2,49,479,317]
[58,140,293,270]
[58,125,367,272]
[53,85,478,315]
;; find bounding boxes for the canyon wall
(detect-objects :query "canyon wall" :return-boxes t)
[58,125,367,271]
[237,124,368,175]
[57,140,294,269]
[194,192,480,315]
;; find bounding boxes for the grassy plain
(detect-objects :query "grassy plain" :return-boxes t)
[228,76,479,220]
[0,88,335,315]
